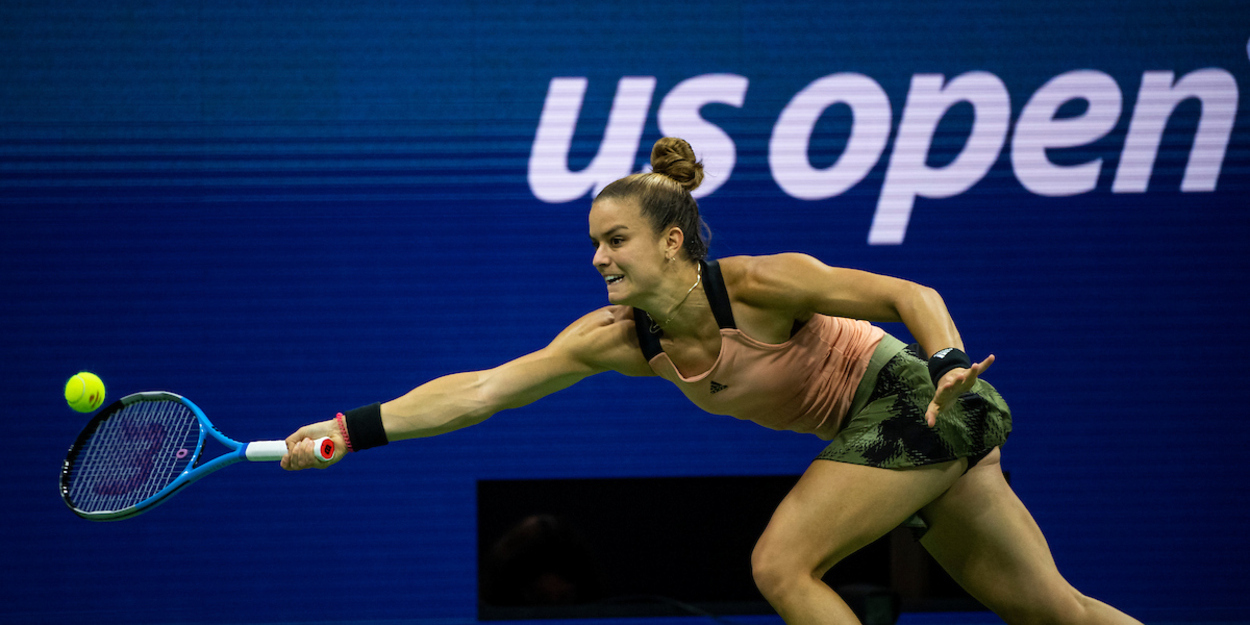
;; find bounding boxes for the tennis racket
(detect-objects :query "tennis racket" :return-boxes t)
[61,391,333,521]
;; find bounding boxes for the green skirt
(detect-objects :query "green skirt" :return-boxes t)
[816,335,1012,469]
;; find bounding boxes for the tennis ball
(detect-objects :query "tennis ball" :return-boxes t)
[65,372,106,413]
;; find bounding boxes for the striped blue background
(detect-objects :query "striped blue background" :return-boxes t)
[3,1,1248,622]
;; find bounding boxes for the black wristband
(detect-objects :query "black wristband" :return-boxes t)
[343,402,389,451]
[927,348,972,387]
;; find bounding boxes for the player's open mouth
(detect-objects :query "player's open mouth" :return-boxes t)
[605,275,624,285]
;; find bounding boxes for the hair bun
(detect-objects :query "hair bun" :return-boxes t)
[650,137,704,193]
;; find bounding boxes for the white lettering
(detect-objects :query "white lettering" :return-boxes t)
[528,77,656,203]
[769,73,892,201]
[872,72,1011,244]
[657,74,749,198]
[1112,69,1239,193]
[1013,70,1122,197]
[527,65,1240,244]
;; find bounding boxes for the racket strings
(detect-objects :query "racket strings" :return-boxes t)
[67,399,201,513]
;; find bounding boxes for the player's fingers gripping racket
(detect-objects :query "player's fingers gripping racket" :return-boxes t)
[61,391,333,521]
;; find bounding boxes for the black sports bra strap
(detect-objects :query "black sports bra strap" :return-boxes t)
[701,259,737,330]
[633,259,734,363]
[632,308,664,361]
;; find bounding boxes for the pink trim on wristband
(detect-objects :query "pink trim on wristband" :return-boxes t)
[335,412,355,452]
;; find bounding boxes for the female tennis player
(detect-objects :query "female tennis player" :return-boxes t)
[283,137,1140,624]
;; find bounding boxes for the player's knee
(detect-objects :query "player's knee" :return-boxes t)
[750,540,784,600]
[751,538,813,603]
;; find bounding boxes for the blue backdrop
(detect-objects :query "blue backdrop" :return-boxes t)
[3,1,1248,622]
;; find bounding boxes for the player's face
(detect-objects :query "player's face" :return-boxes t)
[588,197,667,305]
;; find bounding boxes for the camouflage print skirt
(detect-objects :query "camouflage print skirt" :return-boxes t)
[816,335,1012,470]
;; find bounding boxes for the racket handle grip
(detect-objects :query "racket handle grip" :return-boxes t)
[244,437,335,462]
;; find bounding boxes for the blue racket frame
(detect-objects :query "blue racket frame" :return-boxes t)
[61,391,291,521]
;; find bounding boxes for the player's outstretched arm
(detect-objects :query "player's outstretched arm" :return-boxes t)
[282,307,647,470]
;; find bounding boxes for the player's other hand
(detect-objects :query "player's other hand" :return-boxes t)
[282,421,344,470]
[924,354,995,427]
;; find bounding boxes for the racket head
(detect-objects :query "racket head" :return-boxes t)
[61,391,208,521]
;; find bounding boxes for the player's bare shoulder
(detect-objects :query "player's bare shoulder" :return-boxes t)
[717,253,820,308]
[550,306,654,377]
[715,255,817,339]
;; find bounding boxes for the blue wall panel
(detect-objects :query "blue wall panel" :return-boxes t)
[3,0,1249,622]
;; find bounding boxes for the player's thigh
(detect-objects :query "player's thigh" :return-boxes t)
[753,457,965,579]
[919,448,1083,620]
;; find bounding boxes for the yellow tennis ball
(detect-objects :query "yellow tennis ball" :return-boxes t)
[65,372,106,413]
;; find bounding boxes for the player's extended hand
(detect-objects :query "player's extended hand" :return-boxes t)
[281,420,345,470]
[924,354,995,427]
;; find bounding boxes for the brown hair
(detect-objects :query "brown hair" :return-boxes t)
[594,137,711,261]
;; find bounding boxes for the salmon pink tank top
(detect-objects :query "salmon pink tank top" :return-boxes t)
[634,260,884,441]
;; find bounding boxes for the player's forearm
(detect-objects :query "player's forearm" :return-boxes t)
[380,370,496,441]
[895,283,965,357]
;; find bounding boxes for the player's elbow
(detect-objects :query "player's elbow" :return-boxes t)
[917,283,945,307]
[471,365,539,420]
[464,373,505,422]
[896,281,943,315]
